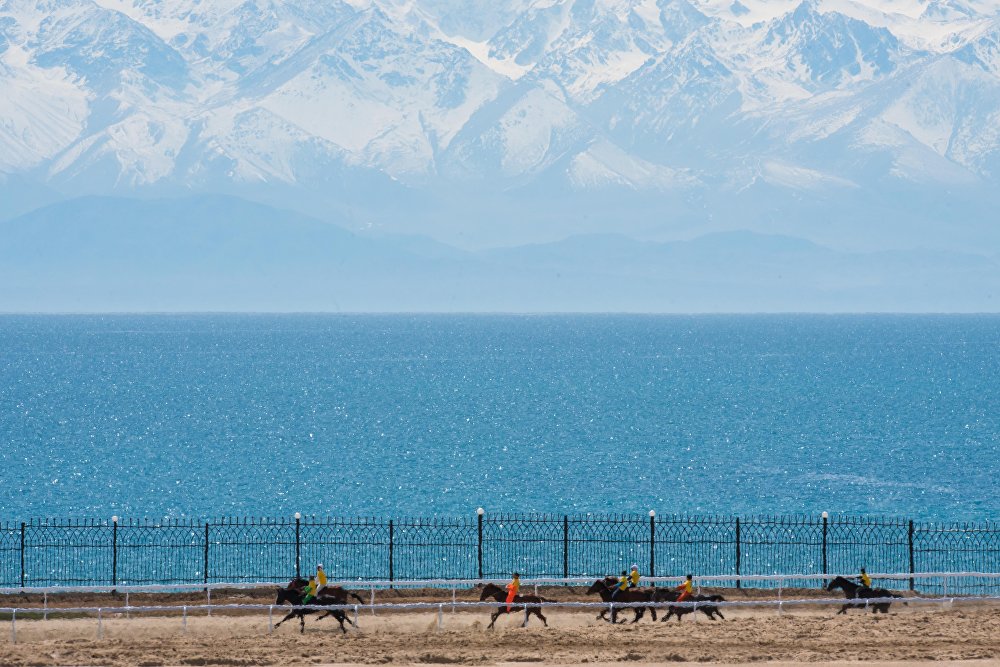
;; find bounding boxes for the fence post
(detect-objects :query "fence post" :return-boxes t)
[476,508,484,579]
[203,522,210,586]
[388,519,394,586]
[20,522,25,589]
[821,512,828,587]
[735,517,741,590]
[294,512,301,580]
[908,519,915,591]
[111,516,118,587]
[648,511,655,585]
[563,516,569,580]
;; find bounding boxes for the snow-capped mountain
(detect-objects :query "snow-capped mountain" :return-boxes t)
[2,0,1000,255]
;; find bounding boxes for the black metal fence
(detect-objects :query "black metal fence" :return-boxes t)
[1,514,998,594]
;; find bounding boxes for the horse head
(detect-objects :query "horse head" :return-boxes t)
[827,576,850,592]
[275,586,299,606]
[586,579,610,595]
[479,583,501,601]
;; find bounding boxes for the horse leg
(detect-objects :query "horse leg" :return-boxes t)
[837,604,849,615]
[522,609,530,627]
[535,609,548,627]
[338,612,349,634]
[299,613,306,634]
[630,608,643,623]
[650,607,657,622]
[274,609,298,628]
[488,610,501,630]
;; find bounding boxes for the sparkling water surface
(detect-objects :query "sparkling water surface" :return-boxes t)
[1,314,998,521]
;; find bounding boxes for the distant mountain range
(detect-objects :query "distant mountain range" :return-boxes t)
[1,0,999,310]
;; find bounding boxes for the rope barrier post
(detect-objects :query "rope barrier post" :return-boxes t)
[125,591,130,619]
[11,609,16,644]
[943,574,949,598]
[182,606,187,634]
[207,588,212,617]
[354,604,359,629]
[97,607,103,640]
[371,586,376,616]
[268,605,274,634]
[452,588,456,614]
[437,603,443,630]
[777,578,783,616]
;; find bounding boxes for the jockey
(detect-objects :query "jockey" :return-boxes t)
[611,570,629,598]
[302,576,318,605]
[629,565,640,588]
[859,568,872,588]
[506,572,520,611]
[676,574,693,602]
[316,563,328,594]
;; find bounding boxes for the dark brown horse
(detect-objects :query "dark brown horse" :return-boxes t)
[586,578,657,624]
[479,582,550,629]
[827,576,902,614]
[273,578,365,633]
[653,589,726,621]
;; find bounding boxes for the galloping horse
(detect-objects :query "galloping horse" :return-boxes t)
[827,576,902,614]
[273,578,365,633]
[653,589,726,621]
[586,578,657,624]
[479,582,551,629]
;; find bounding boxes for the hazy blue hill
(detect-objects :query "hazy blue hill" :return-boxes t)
[2,196,998,312]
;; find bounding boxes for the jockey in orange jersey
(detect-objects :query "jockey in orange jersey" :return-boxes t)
[506,572,520,611]
[676,574,694,602]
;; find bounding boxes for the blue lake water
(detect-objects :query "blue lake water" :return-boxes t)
[1,314,998,522]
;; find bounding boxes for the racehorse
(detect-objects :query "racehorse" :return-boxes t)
[827,576,902,614]
[586,578,657,624]
[479,582,551,629]
[653,589,726,621]
[273,579,365,633]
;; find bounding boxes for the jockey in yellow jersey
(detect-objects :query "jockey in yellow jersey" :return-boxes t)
[316,563,328,594]
[506,572,520,611]
[676,574,693,602]
[629,565,640,588]
[611,570,629,599]
[859,568,872,588]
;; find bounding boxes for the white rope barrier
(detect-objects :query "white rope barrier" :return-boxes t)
[2,571,998,596]
[6,595,1000,643]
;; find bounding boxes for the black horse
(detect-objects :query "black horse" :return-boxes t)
[827,576,902,614]
[479,582,550,629]
[586,578,657,624]
[273,579,365,633]
[653,589,726,621]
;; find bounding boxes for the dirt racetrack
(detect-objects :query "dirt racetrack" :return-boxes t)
[3,602,1000,666]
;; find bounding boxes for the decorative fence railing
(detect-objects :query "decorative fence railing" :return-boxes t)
[1,513,998,593]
